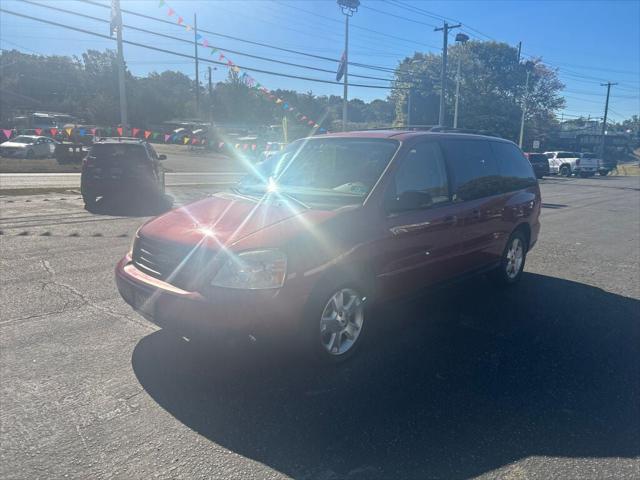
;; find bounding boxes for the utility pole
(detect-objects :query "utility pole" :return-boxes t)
[517,41,522,63]
[407,88,412,126]
[194,14,200,119]
[208,66,214,125]
[453,33,469,129]
[434,22,461,126]
[600,82,617,158]
[338,0,359,132]
[112,0,127,133]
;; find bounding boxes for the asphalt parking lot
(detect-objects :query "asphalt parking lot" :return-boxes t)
[1,176,639,479]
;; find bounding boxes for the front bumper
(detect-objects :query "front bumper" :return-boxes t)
[115,255,308,338]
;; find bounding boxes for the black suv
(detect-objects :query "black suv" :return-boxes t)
[81,138,166,210]
[525,152,550,179]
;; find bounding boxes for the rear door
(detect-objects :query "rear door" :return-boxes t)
[375,140,462,300]
[491,140,539,246]
[440,138,505,272]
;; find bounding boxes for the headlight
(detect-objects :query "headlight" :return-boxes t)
[210,249,287,290]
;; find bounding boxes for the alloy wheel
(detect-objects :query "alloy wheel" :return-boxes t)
[505,237,524,280]
[319,288,364,356]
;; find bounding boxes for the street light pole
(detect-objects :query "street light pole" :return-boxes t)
[434,22,461,127]
[194,13,200,119]
[342,14,349,131]
[338,0,359,132]
[111,0,127,133]
[518,70,530,148]
[518,61,534,148]
[453,33,469,129]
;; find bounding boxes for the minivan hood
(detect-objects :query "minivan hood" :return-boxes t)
[139,191,339,248]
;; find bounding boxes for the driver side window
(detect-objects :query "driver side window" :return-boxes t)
[385,141,450,213]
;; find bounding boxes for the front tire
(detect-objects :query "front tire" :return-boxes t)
[599,170,609,176]
[491,230,528,287]
[25,149,35,159]
[303,285,368,365]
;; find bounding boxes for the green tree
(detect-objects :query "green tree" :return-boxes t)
[391,41,565,143]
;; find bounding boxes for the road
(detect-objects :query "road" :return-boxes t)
[0,171,244,190]
[1,176,639,479]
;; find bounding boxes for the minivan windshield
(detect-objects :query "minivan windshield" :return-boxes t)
[236,137,399,206]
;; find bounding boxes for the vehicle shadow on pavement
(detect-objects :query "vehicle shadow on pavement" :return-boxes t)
[88,193,173,217]
[131,273,640,479]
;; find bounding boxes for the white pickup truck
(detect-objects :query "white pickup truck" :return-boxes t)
[544,151,598,177]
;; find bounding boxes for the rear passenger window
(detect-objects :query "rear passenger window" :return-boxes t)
[491,141,536,191]
[440,139,501,201]
[385,142,449,212]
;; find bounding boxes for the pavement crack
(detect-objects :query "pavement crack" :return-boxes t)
[37,258,156,332]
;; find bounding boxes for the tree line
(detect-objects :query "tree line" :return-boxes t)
[1,44,636,147]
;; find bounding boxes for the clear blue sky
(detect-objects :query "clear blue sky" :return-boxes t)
[1,0,639,122]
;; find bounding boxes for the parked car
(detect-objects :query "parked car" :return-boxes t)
[589,153,618,176]
[544,151,598,177]
[116,131,541,363]
[0,135,57,158]
[575,152,600,177]
[525,152,550,178]
[81,138,166,210]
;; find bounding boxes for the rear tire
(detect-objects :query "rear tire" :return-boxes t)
[560,165,571,177]
[599,170,609,176]
[491,230,528,287]
[25,149,35,159]
[82,191,98,211]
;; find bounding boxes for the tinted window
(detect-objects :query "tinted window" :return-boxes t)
[557,152,576,158]
[492,141,537,191]
[386,141,449,212]
[528,153,548,164]
[440,139,500,201]
[89,144,148,164]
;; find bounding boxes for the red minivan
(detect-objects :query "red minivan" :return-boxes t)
[116,131,540,363]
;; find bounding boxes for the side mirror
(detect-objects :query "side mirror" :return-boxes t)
[387,190,433,214]
[158,154,167,160]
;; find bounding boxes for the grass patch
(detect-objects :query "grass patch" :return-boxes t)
[612,163,640,176]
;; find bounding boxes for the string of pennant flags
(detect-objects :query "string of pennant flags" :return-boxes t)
[1,126,286,152]
[155,0,325,131]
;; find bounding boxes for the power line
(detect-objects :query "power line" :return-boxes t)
[22,0,401,84]
[75,0,405,75]
[359,3,439,29]
[273,0,439,49]
[0,7,408,90]
[387,0,639,87]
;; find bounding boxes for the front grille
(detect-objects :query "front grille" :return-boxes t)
[132,235,216,290]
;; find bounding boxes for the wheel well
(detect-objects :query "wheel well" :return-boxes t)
[560,163,571,170]
[514,223,531,249]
